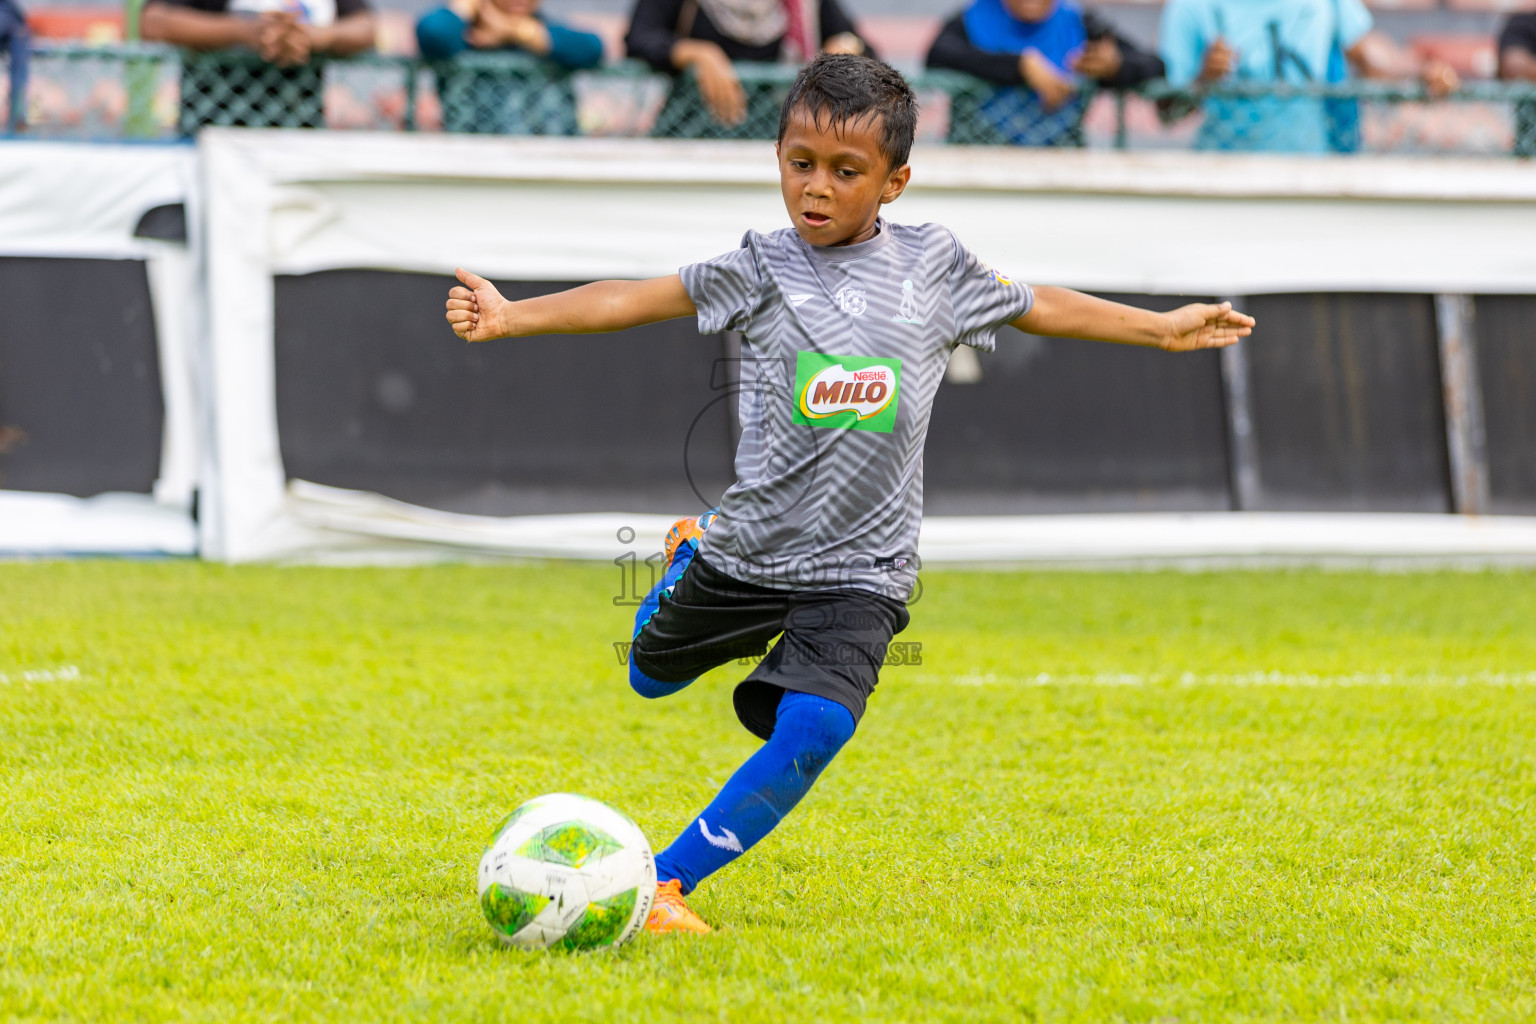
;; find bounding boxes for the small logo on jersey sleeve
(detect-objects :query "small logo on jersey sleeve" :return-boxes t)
[892,279,925,326]
[982,264,1013,286]
[792,351,902,433]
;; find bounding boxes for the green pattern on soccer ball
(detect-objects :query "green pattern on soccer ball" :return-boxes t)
[516,821,622,868]
[557,887,638,950]
[487,803,539,845]
[480,882,550,937]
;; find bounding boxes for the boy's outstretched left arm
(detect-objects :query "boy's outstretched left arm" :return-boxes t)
[1013,286,1254,352]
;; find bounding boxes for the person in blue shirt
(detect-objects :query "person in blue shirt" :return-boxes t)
[1159,0,1458,153]
[926,0,1163,146]
[416,0,603,134]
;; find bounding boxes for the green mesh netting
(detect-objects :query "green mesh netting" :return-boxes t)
[6,44,1536,158]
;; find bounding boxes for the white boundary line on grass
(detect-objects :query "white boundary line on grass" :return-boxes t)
[0,666,82,684]
[912,671,1536,687]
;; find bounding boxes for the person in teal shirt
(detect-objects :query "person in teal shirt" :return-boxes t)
[1158,0,1458,153]
[416,0,603,134]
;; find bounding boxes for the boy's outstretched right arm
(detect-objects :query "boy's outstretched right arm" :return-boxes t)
[445,268,698,342]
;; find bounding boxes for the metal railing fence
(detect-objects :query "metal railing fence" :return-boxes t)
[3,43,1534,156]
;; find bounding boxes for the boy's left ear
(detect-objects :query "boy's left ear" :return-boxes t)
[881,164,912,205]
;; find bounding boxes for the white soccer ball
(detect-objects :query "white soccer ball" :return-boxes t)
[477,793,656,951]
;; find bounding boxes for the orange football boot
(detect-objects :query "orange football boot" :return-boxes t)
[663,517,704,568]
[662,508,719,567]
[645,879,713,935]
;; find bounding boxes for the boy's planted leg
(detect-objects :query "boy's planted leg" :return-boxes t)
[645,690,856,933]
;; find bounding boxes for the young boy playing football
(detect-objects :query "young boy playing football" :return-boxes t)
[444,54,1254,934]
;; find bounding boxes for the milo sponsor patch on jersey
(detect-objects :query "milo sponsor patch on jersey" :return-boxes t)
[792,351,902,433]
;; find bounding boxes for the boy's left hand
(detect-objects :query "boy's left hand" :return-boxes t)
[1160,301,1254,352]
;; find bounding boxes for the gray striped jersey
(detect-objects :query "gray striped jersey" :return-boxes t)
[680,219,1034,602]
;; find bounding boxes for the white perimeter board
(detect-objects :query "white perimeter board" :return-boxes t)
[0,141,200,557]
[199,131,1536,563]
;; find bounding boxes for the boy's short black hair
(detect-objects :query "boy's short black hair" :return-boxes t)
[777,54,918,171]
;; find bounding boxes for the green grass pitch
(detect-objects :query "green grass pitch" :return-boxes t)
[3,561,1535,1022]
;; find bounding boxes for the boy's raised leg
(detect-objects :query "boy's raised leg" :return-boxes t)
[628,510,719,698]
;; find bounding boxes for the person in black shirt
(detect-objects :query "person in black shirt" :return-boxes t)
[1498,11,1536,156]
[142,0,376,132]
[925,0,1162,146]
[625,0,871,136]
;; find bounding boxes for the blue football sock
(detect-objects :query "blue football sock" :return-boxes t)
[628,538,699,699]
[653,691,856,894]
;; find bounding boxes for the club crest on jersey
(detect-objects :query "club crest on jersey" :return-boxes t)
[791,351,902,433]
[835,287,867,316]
[892,278,925,325]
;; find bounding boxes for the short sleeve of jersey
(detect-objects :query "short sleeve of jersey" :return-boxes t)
[947,233,1034,352]
[1335,0,1373,52]
[680,235,762,336]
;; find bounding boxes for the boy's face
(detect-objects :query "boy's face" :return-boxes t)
[776,107,911,248]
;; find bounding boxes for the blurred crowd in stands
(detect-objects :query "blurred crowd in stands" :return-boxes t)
[3,0,1536,149]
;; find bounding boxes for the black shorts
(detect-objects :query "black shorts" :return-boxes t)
[631,554,911,740]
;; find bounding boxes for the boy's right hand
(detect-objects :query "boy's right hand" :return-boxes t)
[446,267,508,342]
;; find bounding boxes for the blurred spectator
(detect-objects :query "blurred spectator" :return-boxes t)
[1159,0,1458,153]
[417,0,601,135]
[925,0,1162,146]
[141,0,376,132]
[417,0,600,66]
[625,0,871,136]
[1498,10,1536,80]
[1497,10,1536,157]
[1,0,28,131]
